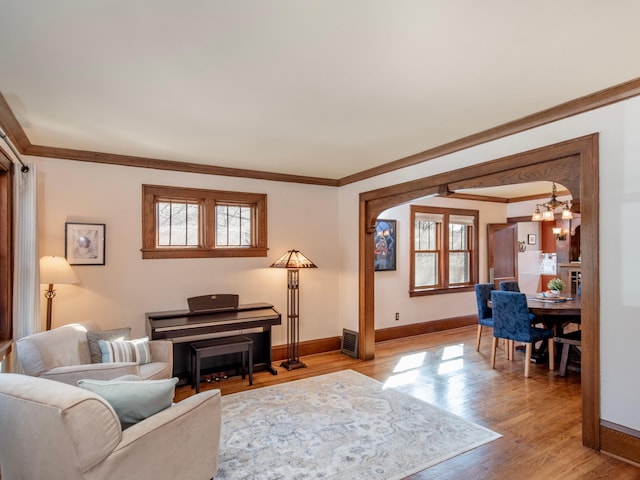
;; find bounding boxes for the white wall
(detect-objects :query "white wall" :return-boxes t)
[34,157,339,346]
[32,95,640,433]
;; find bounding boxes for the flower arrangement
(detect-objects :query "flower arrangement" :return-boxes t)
[547,278,565,292]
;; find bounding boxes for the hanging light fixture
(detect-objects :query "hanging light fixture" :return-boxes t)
[531,183,573,222]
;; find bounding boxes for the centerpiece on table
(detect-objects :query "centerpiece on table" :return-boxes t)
[544,278,565,297]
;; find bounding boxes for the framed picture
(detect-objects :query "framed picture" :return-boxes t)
[527,233,537,245]
[374,219,396,271]
[65,222,106,265]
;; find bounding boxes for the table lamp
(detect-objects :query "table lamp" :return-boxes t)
[270,249,317,370]
[40,256,79,330]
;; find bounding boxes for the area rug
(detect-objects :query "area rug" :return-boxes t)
[215,369,500,479]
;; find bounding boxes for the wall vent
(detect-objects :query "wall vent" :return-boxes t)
[341,328,358,358]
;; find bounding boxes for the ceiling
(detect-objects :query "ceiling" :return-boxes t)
[1,1,640,182]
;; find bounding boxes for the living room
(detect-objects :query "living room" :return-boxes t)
[1,3,640,478]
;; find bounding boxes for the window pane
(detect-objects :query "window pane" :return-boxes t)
[449,252,470,284]
[415,218,439,250]
[157,201,199,246]
[240,206,252,246]
[415,252,438,287]
[449,223,469,250]
[216,204,255,247]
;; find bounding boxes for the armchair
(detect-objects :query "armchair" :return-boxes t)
[16,322,172,385]
[0,373,221,480]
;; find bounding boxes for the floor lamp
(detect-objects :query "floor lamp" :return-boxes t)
[270,249,317,370]
[39,256,79,330]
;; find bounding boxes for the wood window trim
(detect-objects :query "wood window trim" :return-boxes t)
[409,205,479,296]
[141,184,267,259]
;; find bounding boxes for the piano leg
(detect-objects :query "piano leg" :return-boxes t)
[263,327,278,375]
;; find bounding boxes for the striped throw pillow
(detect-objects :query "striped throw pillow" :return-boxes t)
[98,337,152,365]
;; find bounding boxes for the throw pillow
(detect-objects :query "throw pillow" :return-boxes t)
[77,377,179,429]
[86,327,132,363]
[98,337,152,365]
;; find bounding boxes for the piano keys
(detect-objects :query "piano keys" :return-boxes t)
[146,301,281,380]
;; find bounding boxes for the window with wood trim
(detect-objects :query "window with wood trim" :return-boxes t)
[142,185,267,259]
[410,205,478,296]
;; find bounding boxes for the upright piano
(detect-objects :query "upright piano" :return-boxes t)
[146,294,281,380]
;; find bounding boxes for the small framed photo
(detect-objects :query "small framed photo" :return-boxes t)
[65,222,106,265]
[527,233,537,245]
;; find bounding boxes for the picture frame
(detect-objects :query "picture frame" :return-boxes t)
[65,222,106,265]
[527,233,537,245]
[374,219,396,271]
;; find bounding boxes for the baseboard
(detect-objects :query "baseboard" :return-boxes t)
[272,315,476,361]
[272,337,342,362]
[374,315,477,343]
[600,421,640,466]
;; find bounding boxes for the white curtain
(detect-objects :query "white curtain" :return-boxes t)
[12,163,39,372]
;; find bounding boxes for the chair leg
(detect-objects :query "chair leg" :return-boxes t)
[491,336,498,369]
[476,325,483,351]
[548,338,555,370]
[524,343,532,377]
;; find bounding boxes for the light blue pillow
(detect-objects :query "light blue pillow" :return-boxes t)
[77,377,178,429]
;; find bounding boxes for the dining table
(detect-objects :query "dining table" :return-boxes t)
[526,294,581,318]
[526,294,582,375]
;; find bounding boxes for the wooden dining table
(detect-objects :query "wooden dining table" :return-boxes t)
[525,295,581,318]
[526,295,581,374]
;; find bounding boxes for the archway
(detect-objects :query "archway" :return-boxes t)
[358,134,599,448]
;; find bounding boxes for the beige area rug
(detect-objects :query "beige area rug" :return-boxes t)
[215,369,500,479]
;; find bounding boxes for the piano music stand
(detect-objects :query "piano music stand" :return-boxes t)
[270,249,317,371]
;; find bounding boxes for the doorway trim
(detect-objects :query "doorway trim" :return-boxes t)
[358,133,599,448]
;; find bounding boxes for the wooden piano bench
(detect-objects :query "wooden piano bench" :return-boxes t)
[190,335,253,393]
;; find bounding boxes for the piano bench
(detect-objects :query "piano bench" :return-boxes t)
[190,335,253,393]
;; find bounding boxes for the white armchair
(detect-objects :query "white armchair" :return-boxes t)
[16,322,172,385]
[0,373,221,480]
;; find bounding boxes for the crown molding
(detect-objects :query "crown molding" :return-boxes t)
[1,76,640,187]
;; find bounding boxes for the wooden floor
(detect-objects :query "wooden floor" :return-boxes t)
[175,325,640,479]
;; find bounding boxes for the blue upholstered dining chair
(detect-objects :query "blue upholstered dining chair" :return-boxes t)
[499,281,520,292]
[474,283,495,352]
[490,290,555,377]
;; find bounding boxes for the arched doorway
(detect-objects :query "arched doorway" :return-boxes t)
[358,134,599,448]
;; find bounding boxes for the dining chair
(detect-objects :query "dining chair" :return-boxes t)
[490,290,555,377]
[499,281,520,292]
[474,283,495,352]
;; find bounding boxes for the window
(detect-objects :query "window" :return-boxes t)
[410,205,478,296]
[142,185,267,259]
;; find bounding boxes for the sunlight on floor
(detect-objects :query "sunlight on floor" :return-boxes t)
[383,369,420,389]
[438,344,465,375]
[393,351,426,373]
[383,344,466,390]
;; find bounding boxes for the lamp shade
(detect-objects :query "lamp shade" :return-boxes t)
[39,256,79,285]
[270,249,317,269]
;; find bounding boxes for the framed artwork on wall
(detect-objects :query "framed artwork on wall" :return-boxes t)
[374,219,396,271]
[527,233,537,245]
[65,222,106,265]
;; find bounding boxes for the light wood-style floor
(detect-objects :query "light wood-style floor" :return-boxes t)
[175,325,640,479]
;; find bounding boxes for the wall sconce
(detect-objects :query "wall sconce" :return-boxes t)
[552,227,567,241]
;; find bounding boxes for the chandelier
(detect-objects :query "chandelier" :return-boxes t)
[531,182,573,222]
